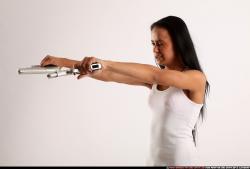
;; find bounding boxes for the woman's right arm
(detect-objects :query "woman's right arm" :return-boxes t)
[40,55,152,89]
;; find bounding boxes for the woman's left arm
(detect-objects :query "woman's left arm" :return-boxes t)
[105,60,159,84]
[104,60,206,91]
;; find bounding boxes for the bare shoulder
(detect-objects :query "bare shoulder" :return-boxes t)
[184,69,206,78]
[183,70,207,90]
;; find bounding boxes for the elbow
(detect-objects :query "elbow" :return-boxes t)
[152,69,161,84]
[153,74,160,85]
[152,69,171,86]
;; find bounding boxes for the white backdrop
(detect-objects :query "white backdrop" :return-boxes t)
[0,0,250,166]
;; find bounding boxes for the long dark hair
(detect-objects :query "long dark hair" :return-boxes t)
[150,16,210,147]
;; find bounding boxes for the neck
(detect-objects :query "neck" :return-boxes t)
[165,58,186,72]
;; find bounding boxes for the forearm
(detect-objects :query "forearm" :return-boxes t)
[61,57,154,86]
[105,60,159,84]
[88,68,147,86]
[87,69,110,82]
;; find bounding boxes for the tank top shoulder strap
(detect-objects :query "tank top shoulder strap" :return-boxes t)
[151,83,157,90]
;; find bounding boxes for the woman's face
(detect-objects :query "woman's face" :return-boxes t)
[151,26,176,67]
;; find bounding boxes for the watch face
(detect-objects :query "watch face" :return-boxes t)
[92,65,99,69]
[91,63,101,70]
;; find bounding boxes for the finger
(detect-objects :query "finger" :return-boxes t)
[41,55,49,63]
[77,59,85,73]
[76,57,88,74]
[81,57,90,74]
[87,56,96,73]
[73,63,86,79]
[77,73,87,80]
[77,74,83,79]
[40,58,47,66]
[73,60,82,69]
[41,59,52,67]
[73,63,80,70]
[41,56,53,66]
[41,60,49,67]
[85,58,92,73]
[40,55,50,66]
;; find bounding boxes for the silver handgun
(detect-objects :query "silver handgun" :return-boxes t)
[18,62,102,79]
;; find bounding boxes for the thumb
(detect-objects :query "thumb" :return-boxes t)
[77,74,87,80]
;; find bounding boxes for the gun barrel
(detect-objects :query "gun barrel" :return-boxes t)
[18,65,60,74]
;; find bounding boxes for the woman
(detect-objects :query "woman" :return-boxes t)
[40,15,210,166]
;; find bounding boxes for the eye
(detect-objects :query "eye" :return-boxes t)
[156,43,163,47]
[151,41,163,47]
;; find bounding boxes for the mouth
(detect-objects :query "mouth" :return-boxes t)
[155,55,163,59]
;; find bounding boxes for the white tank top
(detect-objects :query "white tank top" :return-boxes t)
[146,83,203,166]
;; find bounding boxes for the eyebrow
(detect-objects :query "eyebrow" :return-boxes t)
[151,39,163,42]
[151,39,163,43]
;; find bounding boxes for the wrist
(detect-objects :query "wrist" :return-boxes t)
[103,59,113,72]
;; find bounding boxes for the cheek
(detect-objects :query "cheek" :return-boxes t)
[162,48,174,60]
[164,55,174,63]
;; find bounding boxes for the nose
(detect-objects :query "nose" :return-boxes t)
[153,45,160,53]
